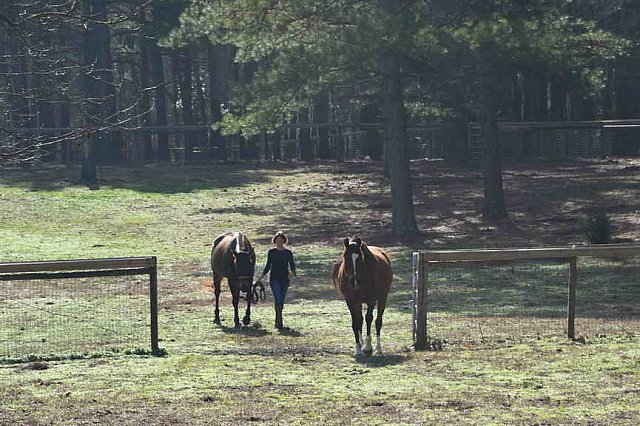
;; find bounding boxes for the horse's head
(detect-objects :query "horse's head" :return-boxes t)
[342,237,367,288]
[232,247,256,292]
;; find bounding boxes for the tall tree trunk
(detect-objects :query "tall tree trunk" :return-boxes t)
[298,106,313,160]
[445,115,470,161]
[175,47,194,160]
[32,29,55,161]
[80,131,98,187]
[378,0,419,236]
[270,130,281,160]
[549,79,566,120]
[478,66,508,220]
[82,0,111,188]
[192,45,209,152]
[59,103,72,162]
[313,90,330,159]
[208,44,233,160]
[84,0,118,164]
[103,39,120,163]
[480,109,508,220]
[139,12,153,161]
[0,35,12,131]
[361,101,383,160]
[602,61,615,119]
[241,62,259,160]
[150,5,169,161]
[37,98,55,161]
[150,42,169,161]
[9,36,31,129]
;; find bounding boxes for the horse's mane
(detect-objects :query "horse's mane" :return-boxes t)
[360,242,375,263]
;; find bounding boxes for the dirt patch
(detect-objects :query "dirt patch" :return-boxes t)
[23,362,49,370]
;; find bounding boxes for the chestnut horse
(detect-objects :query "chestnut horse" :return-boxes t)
[211,231,256,327]
[331,237,393,356]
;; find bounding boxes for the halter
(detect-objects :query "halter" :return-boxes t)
[252,280,266,302]
[232,238,255,287]
[236,275,254,293]
[239,280,266,302]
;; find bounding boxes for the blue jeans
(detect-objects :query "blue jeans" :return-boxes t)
[269,278,290,306]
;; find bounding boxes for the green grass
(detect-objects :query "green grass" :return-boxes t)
[1,342,638,425]
[0,162,639,425]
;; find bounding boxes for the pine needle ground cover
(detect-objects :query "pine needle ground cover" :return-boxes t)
[0,160,638,425]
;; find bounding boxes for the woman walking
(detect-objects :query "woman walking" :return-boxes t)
[257,231,296,330]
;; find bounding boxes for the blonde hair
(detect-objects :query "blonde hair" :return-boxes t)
[271,231,288,245]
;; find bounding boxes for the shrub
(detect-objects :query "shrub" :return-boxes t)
[583,211,612,244]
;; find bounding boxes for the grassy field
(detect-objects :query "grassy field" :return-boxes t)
[0,160,639,425]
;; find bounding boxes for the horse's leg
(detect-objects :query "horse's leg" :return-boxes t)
[229,278,241,328]
[362,302,375,355]
[213,272,222,325]
[242,288,251,326]
[373,298,387,356]
[347,301,363,356]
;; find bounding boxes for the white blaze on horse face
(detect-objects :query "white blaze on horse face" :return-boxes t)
[235,233,244,253]
[351,252,359,277]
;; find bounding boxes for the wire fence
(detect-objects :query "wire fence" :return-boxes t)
[15,119,640,165]
[0,257,158,362]
[0,277,148,359]
[574,256,640,338]
[424,259,568,347]
[412,246,640,350]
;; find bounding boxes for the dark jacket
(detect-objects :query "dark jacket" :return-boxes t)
[262,248,296,281]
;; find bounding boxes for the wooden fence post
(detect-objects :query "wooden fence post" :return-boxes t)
[567,257,577,339]
[413,252,428,350]
[149,256,159,354]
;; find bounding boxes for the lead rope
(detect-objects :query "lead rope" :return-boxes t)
[252,280,266,302]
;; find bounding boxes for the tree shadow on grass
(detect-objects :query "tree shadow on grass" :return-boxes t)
[354,353,409,367]
[0,164,275,194]
[276,328,304,337]
[256,191,393,247]
[218,324,271,337]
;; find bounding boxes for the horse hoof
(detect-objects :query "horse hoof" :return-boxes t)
[242,317,250,326]
[373,350,383,357]
[214,319,221,326]
[362,347,373,356]
[234,323,241,329]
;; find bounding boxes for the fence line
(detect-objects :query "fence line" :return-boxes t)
[15,119,640,163]
[0,257,155,274]
[412,244,640,350]
[0,256,159,357]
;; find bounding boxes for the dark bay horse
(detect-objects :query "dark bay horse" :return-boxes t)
[211,231,256,327]
[331,237,393,356]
